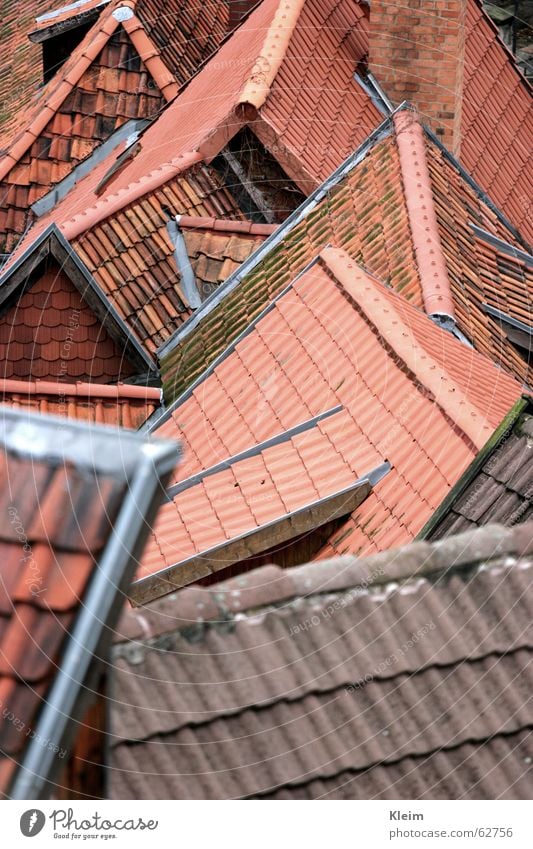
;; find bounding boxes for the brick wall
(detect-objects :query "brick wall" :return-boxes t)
[369,0,466,153]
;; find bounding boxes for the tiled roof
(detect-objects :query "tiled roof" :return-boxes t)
[0,378,160,427]
[0,262,136,381]
[0,0,62,146]
[34,0,382,241]
[421,395,533,540]
[134,0,231,84]
[0,407,179,798]
[160,111,531,401]
[462,0,533,244]
[0,2,169,251]
[132,247,521,600]
[72,171,262,353]
[111,522,533,799]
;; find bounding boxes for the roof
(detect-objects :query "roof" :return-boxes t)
[0,233,154,375]
[0,406,179,798]
[111,520,533,799]
[462,0,533,244]
[420,394,533,540]
[0,378,160,427]
[134,0,232,84]
[0,0,169,250]
[21,0,381,243]
[160,109,531,401]
[131,245,521,602]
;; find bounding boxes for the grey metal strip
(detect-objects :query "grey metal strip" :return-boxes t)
[470,224,533,268]
[32,118,150,217]
[165,404,344,499]
[482,303,533,335]
[166,219,202,309]
[424,126,531,251]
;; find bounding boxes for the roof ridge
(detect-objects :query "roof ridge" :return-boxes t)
[116,522,533,640]
[122,11,179,100]
[0,0,126,181]
[0,378,161,400]
[393,108,455,319]
[237,0,306,110]
[319,246,495,449]
[177,215,277,236]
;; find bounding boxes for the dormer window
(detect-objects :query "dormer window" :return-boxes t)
[28,0,111,83]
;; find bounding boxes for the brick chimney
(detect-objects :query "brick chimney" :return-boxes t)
[369,0,466,154]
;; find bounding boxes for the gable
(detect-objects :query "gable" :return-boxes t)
[0,27,165,252]
[0,259,134,381]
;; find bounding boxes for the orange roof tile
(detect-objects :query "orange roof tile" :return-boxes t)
[0,378,160,427]
[160,112,531,399]
[135,248,520,599]
[43,0,381,241]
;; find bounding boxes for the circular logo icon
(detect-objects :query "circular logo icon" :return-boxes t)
[20,810,46,837]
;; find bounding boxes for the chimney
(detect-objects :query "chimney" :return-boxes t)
[369,0,466,154]
[227,0,258,33]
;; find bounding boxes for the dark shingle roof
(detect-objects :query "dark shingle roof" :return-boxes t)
[111,521,533,799]
[421,395,533,540]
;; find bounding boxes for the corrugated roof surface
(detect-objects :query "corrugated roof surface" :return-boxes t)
[427,397,533,540]
[138,248,520,594]
[161,118,530,400]
[0,379,160,427]
[110,522,533,799]
[462,0,533,244]
[0,263,135,381]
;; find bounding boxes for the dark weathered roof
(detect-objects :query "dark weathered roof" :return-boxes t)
[421,395,533,540]
[111,521,533,799]
[0,407,179,799]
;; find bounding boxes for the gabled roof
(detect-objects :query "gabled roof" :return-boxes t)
[0,0,177,249]
[112,521,533,799]
[0,223,155,373]
[0,406,179,799]
[462,0,533,243]
[131,246,520,601]
[0,378,160,427]
[20,0,381,242]
[1,157,273,355]
[420,394,533,540]
[159,108,531,401]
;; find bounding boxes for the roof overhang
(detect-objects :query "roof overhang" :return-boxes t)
[129,462,391,605]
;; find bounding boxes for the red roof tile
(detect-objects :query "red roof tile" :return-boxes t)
[0,378,160,427]
[0,262,135,381]
[133,248,520,599]
[462,0,533,244]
